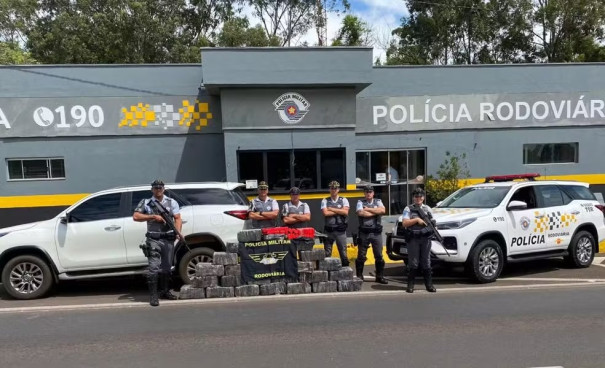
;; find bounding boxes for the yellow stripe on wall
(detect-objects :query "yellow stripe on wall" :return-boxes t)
[0,194,88,209]
[0,172,604,209]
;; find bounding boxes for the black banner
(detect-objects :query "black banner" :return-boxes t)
[239,238,298,283]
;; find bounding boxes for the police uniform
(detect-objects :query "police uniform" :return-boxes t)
[134,187,180,305]
[402,201,436,293]
[356,195,387,284]
[282,201,310,228]
[321,193,350,267]
[250,196,279,228]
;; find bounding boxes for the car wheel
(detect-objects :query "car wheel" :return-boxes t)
[178,247,214,284]
[1,255,54,300]
[564,230,595,268]
[467,239,503,283]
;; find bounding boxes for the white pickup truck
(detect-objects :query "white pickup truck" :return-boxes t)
[386,174,605,283]
[0,182,249,299]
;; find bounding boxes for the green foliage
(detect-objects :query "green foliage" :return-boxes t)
[331,14,371,46]
[0,41,36,64]
[217,17,280,47]
[425,152,470,206]
[387,0,605,65]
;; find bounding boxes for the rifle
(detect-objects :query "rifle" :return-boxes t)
[414,205,450,257]
[147,199,191,256]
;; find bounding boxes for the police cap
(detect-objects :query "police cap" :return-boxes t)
[151,179,165,188]
[328,180,340,189]
[412,188,425,197]
[258,181,269,190]
[289,187,301,195]
[363,185,374,192]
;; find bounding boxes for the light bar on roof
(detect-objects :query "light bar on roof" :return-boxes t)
[484,173,541,183]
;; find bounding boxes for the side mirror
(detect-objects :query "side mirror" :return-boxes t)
[507,200,528,211]
[60,212,71,224]
[436,201,443,207]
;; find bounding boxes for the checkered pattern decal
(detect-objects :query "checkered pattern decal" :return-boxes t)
[119,99,212,131]
[533,211,577,233]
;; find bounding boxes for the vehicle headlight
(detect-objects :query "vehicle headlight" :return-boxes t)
[437,218,477,230]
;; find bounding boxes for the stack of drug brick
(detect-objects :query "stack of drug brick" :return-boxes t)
[179,229,363,299]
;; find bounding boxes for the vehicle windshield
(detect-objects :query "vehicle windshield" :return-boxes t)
[438,186,511,208]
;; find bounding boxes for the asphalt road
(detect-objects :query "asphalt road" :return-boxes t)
[0,284,604,368]
[1,256,604,308]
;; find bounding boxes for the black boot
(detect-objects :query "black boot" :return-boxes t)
[406,268,416,293]
[148,274,159,307]
[355,260,364,281]
[422,269,437,292]
[342,258,350,267]
[159,273,178,300]
[375,260,388,285]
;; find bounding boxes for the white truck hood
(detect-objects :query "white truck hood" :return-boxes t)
[0,222,40,234]
[432,207,494,222]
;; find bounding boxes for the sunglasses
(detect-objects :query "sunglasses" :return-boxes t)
[152,186,164,190]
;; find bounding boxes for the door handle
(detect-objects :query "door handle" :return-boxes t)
[182,220,188,224]
[104,225,122,231]
[534,214,545,219]
[570,210,580,215]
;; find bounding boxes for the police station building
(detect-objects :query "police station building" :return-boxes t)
[1,47,604,229]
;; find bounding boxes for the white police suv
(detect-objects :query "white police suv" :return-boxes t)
[0,182,250,299]
[386,174,605,283]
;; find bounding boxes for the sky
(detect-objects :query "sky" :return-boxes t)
[242,0,409,63]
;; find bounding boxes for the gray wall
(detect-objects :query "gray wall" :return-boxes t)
[356,64,605,180]
[221,88,356,129]
[0,135,225,195]
[0,64,202,97]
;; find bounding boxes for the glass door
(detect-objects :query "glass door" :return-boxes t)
[356,149,426,215]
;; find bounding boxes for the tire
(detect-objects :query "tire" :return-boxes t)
[466,239,504,283]
[564,230,595,268]
[1,255,54,300]
[178,247,214,284]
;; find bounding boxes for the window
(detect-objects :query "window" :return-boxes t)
[523,143,578,164]
[560,185,597,201]
[7,158,65,180]
[69,193,122,222]
[172,188,249,206]
[238,149,345,191]
[535,186,566,207]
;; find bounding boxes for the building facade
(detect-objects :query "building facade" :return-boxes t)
[1,47,604,230]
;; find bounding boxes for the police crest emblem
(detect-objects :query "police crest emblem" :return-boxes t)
[273,92,310,124]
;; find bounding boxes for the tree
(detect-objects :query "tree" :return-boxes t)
[331,14,372,46]
[0,0,237,64]
[217,16,280,47]
[387,0,535,65]
[533,0,605,62]
[246,0,348,46]
[387,0,605,65]
[424,152,470,207]
[0,41,36,64]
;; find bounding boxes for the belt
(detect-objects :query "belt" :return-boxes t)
[146,231,176,240]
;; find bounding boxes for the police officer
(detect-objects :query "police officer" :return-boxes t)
[355,185,388,284]
[282,187,311,228]
[402,187,437,293]
[133,180,182,306]
[248,181,279,228]
[321,181,350,267]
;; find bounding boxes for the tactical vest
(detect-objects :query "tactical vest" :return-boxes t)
[250,197,277,228]
[324,196,348,232]
[143,197,174,233]
[358,199,383,234]
[282,201,309,229]
[404,203,434,238]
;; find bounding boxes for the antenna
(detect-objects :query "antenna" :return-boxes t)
[316,0,328,46]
